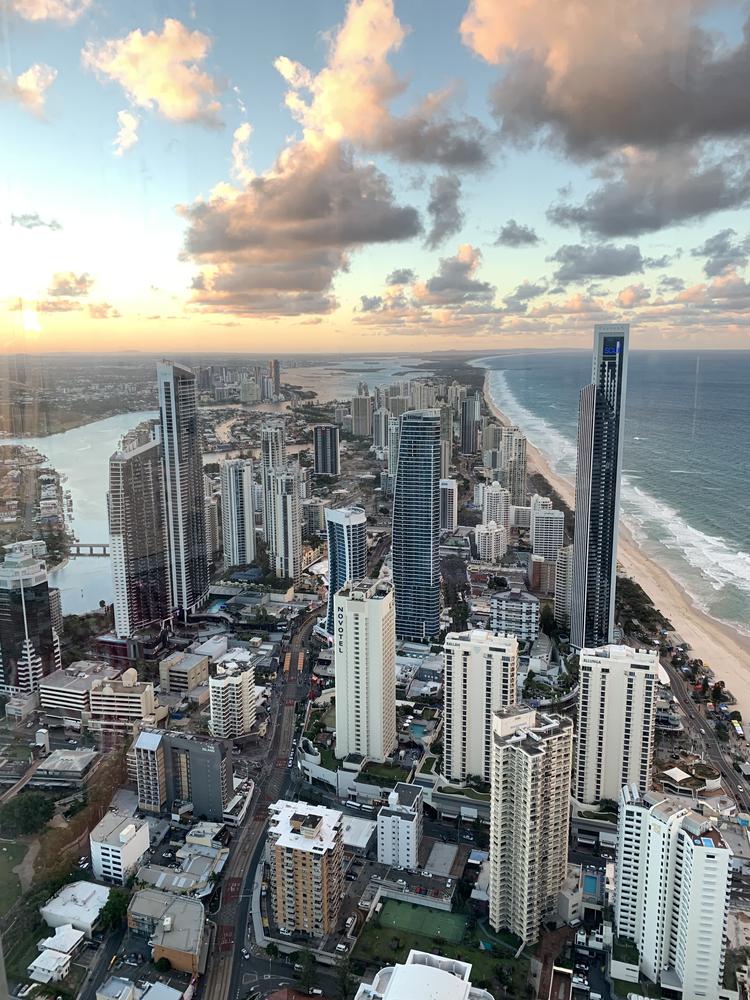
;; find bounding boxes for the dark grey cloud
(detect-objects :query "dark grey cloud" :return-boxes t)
[425,174,463,250]
[386,268,415,286]
[658,275,686,292]
[691,228,750,277]
[502,280,547,314]
[360,295,383,312]
[548,243,644,283]
[420,246,496,306]
[547,148,750,238]
[11,212,62,231]
[494,218,539,247]
[381,112,490,169]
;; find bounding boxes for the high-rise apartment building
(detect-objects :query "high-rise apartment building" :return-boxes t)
[372,408,390,450]
[459,395,480,455]
[443,630,518,784]
[267,800,344,937]
[313,424,340,477]
[220,459,256,568]
[531,507,565,562]
[209,660,257,738]
[474,521,507,563]
[268,358,281,396]
[615,786,732,1000]
[440,439,451,479]
[570,324,629,649]
[490,589,540,641]
[0,541,61,694]
[387,416,400,474]
[489,707,573,945]
[482,481,510,530]
[333,580,396,762]
[575,644,658,804]
[109,429,170,639]
[554,545,573,630]
[271,469,302,585]
[260,420,286,544]
[501,426,527,505]
[302,497,328,538]
[376,783,423,868]
[351,394,374,437]
[324,506,367,633]
[392,410,441,641]
[439,478,458,532]
[134,730,232,821]
[157,361,209,615]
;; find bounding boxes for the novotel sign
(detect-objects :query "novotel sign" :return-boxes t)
[336,606,345,654]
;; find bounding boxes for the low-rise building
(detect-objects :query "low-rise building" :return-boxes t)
[127,889,206,974]
[377,782,423,869]
[38,662,157,735]
[355,950,493,1000]
[40,881,110,938]
[489,588,540,642]
[158,650,210,695]
[90,809,150,884]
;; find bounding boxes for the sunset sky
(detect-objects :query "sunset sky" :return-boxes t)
[3,0,750,353]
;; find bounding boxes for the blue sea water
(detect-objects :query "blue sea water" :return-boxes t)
[475,350,750,637]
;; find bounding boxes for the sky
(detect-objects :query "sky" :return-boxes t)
[2,0,750,354]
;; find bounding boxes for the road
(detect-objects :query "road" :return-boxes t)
[79,928,125,1000]
[200,609,320,1000]
[663,659,749,812]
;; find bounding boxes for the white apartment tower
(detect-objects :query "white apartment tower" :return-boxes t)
[575,644,658,804]
[531,508,565,561]
[489,707,573,945]
[376,783,423,869]
[333,580,396,762]
[474,521,507,563]
[439,478,458,532]
[615,786,732,1000]
[501,427,527,506]
[271,469,302,585]
[260,420,286,544]
[220,459,256,568]
[443,630,518,784]
[209,661,257,738]
[482,481,510,531]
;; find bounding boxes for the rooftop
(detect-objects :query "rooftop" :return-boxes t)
[38,748,98,775]
[40,662,120,692]
[128,889,205,956]
[96,977,135,1000]
[268,799,342,854]
[41,881,110,926]
[90,809,149,848]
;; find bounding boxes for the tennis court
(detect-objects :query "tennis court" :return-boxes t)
[378,899,467,943]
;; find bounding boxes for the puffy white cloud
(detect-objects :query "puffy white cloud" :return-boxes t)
[0,64,57,118]
[11,0,90,23]
[230,122,254,184]
[114,109,140,156]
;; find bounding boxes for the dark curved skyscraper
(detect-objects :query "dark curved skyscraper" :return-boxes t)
[571,324,629,649]
[392,410,441,641]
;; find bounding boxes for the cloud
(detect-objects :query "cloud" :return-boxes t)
[691,228,750,278]
[275,0,489,168]
[425,174,463,249]
[360,295,384,312]
[548,242,644,283]
[179,140,421,316]
[0,64,57,118]
[416,244,496,306]
[547,147,750,238]
[494,218,539,247]
[48,272,94,296]
[114,109,140,156]
[386,268,415,285]
[88,302,121,319]
[502,279,547,314]
[11,213,62,231]
[658,275,686,292]
[83,19,222,137]
[615,283,651,309]
[35,298,83,312]
[461,0,750,159]
[230,122,254,184]
[11,0,90,23]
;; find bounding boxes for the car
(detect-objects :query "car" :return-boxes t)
[423,872,432,878]
[242,949,250,959]
[279,928,293,937]
[294,963,304,973]
[345,874,357,881]
[309,990,323,996]
[397,879,406,885]
[335,943,348,953]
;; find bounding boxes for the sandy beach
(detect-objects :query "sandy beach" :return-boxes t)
[483,373,750,720]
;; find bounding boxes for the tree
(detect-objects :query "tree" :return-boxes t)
[337,957,354,1000]
[540,605,559,639]
[297,948,316,993]
[266,942,279,960]
[701,676,710,696]
[0,791,54,836]
[99,888,130,930]
[154,956,172,973]
[716,721,730,742]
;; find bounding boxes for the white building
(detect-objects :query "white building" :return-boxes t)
[209,660,257,738]
[354,950,493,1000]
[220,458,256,568]
[490,589,540,642]
[334,580,396,762]
[260,420,286,545]
[553,545,573,630]
[489,707,573,944]
[575,645,658,804]
[614,786,734,1000]
[482,481,510,531]
[531,508,565,562]
[443,630,518,785]
[39,663,156,735]
[88,668,156,735]
[474,521,507,563]
[439,478,458,532]
[377,783,423,869]
[40,881,110,938]
[90,810,150,884]
[271,468,302,585]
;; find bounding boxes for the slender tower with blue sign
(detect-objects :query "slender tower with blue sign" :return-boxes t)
[570,324,629,649]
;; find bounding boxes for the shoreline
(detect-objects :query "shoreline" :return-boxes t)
[482,372,750,720]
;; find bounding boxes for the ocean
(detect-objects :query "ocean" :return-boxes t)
[476,350,750,638]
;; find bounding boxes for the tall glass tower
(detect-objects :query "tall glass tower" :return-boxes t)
[157,361,209,616]
[325,505,367,633]
[392,410,441,640]
[570,324,629,649]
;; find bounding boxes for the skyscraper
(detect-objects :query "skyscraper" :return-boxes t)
[268,358,281,396]
[372,407,390,450]
[553,545,573,630]
[157,361,209,616]
[351,394,374,437]
[325,505,367,633]
[313,424,340,476]
[443,629,518,784]
[260,420,286,545]
[575,644,657,804]
[392,410,441,640]
[531,507,565,561]
[333,580,397,762]
[439,478,458,532]
[209,660,257,738]
[0,541,61,694]
[570,324,629,649]
[459,395,479,455]
[489,707,572,945]
[482,480,510,530]
[501,426,527,505]
[220,458,256,568]
[109,428,170,638]
[271,468,302,585]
